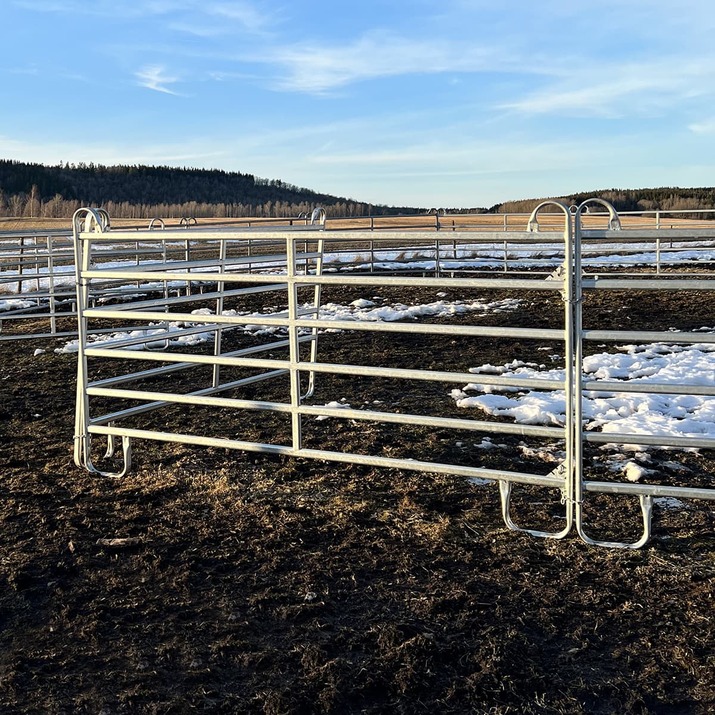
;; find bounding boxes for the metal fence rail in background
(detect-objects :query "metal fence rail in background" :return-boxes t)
[68,202,715,548]
[4,207,715,340]
[0,230,75,339]
[0,209,328,340]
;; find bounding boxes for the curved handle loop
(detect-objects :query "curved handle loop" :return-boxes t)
[576,198,621,230]
[72,207,110,234]
[527,200,572,232]
[310,206,326,226]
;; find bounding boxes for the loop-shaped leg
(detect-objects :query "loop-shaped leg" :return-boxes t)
[300,270,322,401]
[575,494,653,549]
[75,433,132,478]
[104,425,116,459]
[498,480,573,540]
[301,367,317,400]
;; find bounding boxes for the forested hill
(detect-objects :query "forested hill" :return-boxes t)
[492,187,715,214]
[0,160,420,219]
[3,159,714,220]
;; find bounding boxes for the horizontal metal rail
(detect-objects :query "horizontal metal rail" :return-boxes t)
[87,424,563,489]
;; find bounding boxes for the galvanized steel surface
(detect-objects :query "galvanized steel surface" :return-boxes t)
[62,203,715,547]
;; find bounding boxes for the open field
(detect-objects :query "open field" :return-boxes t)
[1,271,714,713]
[3,210,715,235]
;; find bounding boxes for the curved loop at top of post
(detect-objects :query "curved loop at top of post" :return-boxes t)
[72,207,109,235]
[527,200,572,233]
[310,206,326,226]
[576,197,621,230]
[148,218,166,230]
[179,216,197,228]
[96,208,111,230]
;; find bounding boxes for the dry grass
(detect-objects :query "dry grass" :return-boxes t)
[2,212,712,234]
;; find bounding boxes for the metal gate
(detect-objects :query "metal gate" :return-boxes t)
[70,203,715,548]
[572,200,715,547]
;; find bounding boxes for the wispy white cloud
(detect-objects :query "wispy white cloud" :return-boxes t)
[0,134,228,167]
[308,139,590,173]
[13,0,193,15]
[207,2,270,32]
[167,22,227,38]
[14,0,271,27]
[4,65,40,76]
[501,60,715,117]
[262,31,549,94]
[689,118,715,134]
[135,65,182,95]
[168,1,273,36]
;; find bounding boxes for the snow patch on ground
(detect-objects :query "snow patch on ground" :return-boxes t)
[315,400,351,421]
[0,298,36,311]
[55,296,521,354]
[653,497,686,510]
[451,341,715,478]
[452,342,715,446]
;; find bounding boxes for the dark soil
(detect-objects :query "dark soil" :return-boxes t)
[1,282,714,714]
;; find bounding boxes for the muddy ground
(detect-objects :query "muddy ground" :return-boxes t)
[1,282,714,714]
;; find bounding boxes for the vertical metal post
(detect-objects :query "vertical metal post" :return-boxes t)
[71,211,95,469]
[569,206,584,540]
[33,237,41,293]
[656,237,661,275]
[557,202,575,537]
[499,200,574,539]
[135,240,141,289]
[18,237,25,295]
[286,236,302,453]
[212,236,227,388]
[71,208,132,478]
[46,235,57,334]
[184,239,191,296]
[302,236,324,400]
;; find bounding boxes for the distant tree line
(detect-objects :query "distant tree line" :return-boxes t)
[4,160,714,220]
[492,187,715,217]
[0,160,422,219]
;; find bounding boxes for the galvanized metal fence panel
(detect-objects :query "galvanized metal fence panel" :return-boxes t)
[572,202,715,547]
[66,204,715,547]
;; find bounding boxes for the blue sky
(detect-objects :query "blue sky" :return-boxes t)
[2,0,714,208]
